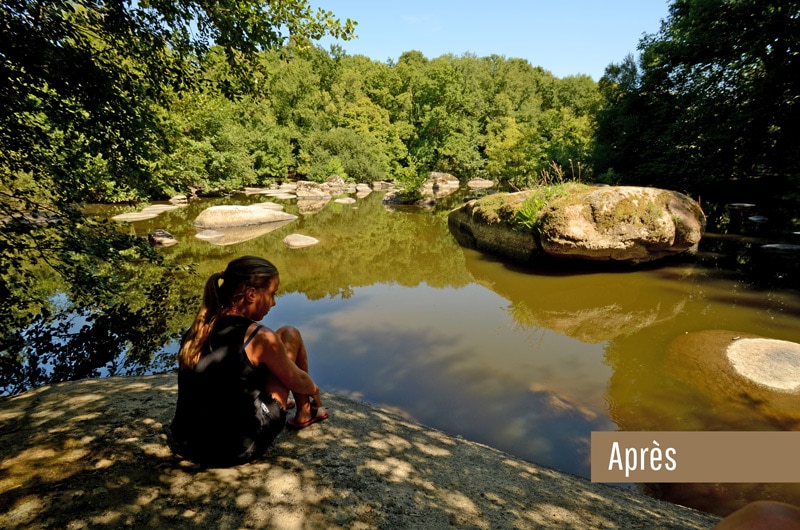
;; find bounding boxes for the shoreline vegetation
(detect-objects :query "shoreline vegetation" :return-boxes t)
[0,374,721,529]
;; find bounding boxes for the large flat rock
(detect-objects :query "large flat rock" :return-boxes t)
[194,205,297,229]
[0,375,719,529]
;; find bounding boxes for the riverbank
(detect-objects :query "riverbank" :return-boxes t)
[0,374,720,529]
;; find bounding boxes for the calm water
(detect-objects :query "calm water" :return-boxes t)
[51,189,800,514]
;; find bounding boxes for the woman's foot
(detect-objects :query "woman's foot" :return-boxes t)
[287,406,328,430]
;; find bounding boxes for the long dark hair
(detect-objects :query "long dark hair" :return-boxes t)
[178,256,279,370]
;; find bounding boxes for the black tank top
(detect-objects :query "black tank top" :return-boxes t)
[171,315,272,465]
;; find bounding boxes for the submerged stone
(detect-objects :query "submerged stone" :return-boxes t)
[726,338,800,393]
[283,234,319,249]
[666,330,800,425]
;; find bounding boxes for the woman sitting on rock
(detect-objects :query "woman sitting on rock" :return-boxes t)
[172,255,327,466]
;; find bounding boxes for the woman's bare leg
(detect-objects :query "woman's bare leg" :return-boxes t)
[276,326,326,423]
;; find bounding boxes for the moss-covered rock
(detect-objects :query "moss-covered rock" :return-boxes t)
[447,190,539,263]
[448,186,705,265]
[539,186,704,262]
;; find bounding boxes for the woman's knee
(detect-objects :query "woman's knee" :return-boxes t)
[277,325,302,345]
[276,326,304,357]
[265,374,290,406]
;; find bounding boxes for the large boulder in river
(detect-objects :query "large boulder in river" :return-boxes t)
[194,205,297,229]
[448,185,705,265]
[448,191,540,263]
[539,186,705,262]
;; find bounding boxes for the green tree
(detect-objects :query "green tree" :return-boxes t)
[595,0,800,196]
[324,55,408,182]
[411,54,486,179]
[307,127,389,183]
[0,0,354,387]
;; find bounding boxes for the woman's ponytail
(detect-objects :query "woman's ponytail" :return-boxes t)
[177,272,224,370]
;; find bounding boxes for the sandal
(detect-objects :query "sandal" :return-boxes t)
[287,406,329,430]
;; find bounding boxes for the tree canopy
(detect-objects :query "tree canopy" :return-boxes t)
[0,0,355,385]
[593,0,800,198]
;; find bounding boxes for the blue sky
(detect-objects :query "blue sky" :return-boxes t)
[312,1,671,80]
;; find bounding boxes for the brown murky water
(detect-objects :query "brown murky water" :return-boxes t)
[91,190,800,515]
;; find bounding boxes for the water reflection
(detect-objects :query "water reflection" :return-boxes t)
[270,282,613,477]
[196,218,296,246]
[463,254,691,344]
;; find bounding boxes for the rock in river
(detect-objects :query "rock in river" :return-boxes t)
[448,185,705,265]
[194,205,297,229]
[283,234,319,249]
[147,229,177,247]
[666,330,800,426]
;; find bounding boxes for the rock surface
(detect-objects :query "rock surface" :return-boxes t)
[112,204,184,222]
[283,234,320,249]
[539,186,705,262]
[448,190,540,263]
[666,330,800,425]
[421,172,460,198]
[148,229,178,247]
[194,205,298,229]
[467,178,495,189]
[726,337,800,393]
[448,185,705,265]
[0,375,719,529]
[295,177,357,200]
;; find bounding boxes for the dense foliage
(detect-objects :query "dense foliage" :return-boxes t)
[153,48,599,195]
[593,0,800,200]
[0,0,355,392]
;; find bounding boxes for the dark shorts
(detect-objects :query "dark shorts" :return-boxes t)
[171,395,287,467]
[241,395,287,463]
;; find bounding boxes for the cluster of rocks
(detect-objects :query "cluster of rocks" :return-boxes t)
[382,172,495,207]
[113,177,730,270]
[111,176,396,249]
[715,202,800,279]
[112,173,496,249]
